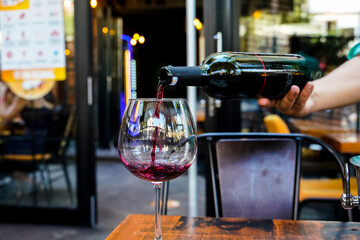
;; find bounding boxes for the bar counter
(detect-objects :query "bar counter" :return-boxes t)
[106,214,360,239]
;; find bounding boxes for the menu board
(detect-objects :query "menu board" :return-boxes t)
[0,0,66,99]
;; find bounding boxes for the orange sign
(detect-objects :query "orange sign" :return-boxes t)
[0,0,29,10]
[1,68,66,82]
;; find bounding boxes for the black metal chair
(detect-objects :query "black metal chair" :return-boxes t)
[197,132,349,220]
[0,105,75,205]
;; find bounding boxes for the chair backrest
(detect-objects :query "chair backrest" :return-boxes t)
[264,114,290,133]
[57,106,75,156]
[197,133,345,220]
[216,138,297,219]
[46,105,75,155]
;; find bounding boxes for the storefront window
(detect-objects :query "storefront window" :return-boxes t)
[0,0,95,225]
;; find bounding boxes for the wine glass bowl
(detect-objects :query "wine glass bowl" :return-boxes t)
[118,98,197,240]
[118,98,197,182]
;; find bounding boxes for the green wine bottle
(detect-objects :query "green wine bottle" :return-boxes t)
[158,51,311,99]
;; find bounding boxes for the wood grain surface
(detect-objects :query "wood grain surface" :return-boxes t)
[106,214,360,240]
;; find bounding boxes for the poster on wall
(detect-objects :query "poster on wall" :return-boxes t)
[0,0,66,99]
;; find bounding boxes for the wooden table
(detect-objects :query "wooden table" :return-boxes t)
[322,133,360,154]
[289,118,349,138]
[106,214,360,239]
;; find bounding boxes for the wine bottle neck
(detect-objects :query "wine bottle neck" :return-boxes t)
[158,66,205,86]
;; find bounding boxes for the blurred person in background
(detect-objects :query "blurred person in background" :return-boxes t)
[258,42,360,116]
[0,84,15,111]
[0,84,55,154]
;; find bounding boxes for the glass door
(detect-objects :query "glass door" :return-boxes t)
[0,0,96,226]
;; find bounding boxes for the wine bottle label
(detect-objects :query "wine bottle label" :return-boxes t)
[287,73,292,85]
[277,73,294,97]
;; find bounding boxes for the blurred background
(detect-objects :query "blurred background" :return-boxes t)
[0,0,360,238]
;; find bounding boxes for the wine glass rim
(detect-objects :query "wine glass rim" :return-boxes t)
[129,98,187,102]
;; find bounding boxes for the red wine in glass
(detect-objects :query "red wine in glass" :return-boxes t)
[121,159,192,182]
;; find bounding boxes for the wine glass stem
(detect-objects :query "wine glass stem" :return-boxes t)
[153,182,162,240]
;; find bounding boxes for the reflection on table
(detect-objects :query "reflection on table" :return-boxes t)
[322,133,360,154]
[289,118,350,138]
[106,214,360,239]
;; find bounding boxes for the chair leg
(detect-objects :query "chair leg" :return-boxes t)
[31,172,37,206]
[44,163,55,199]
[60,157,74,205]
[39,164,52,205]
[347,209,353,221]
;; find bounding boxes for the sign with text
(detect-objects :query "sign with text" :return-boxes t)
[0,0,66,99]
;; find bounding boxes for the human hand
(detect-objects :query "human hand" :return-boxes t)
[257,82,315,117]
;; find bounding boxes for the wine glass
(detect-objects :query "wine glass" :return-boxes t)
[118,98,197,240]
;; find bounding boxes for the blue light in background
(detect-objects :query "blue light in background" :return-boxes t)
[120,34,134,122]
[121,34,133,59]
